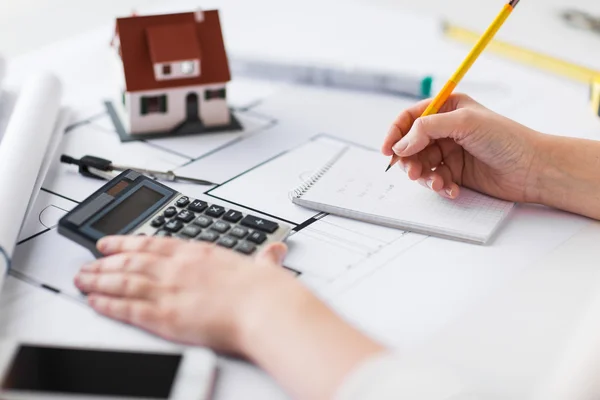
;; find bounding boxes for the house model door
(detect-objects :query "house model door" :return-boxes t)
[186,93,200,122]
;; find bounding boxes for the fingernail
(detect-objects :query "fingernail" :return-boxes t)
[97,237,115,253]
[392,139,408,155]
[274,248,287,264]
[427,180,434,190]
[445,188,454,198]
[75,273,88,287]
[81,262,96,272]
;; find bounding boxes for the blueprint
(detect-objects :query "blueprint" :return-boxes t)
[2,1,600,399]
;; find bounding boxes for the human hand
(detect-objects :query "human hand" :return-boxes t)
[75,236,386,400]
[382,94,543,203]
[74,236,299,355]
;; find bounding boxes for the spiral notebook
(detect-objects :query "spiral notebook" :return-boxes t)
[289,143,515,244]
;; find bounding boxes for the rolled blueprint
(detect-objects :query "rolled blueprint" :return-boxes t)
[0,72,63,283]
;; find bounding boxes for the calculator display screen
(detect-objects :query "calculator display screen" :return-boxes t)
[91,186,163,235]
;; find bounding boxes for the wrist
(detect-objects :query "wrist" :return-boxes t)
[524,131,556,205]
[235,268,313,358]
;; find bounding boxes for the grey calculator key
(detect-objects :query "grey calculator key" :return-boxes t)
[176,210,195,223]
[188,200,208,213]
[175,234,191,241]
[151,216,165,227]
[193,216,213,228]
[211,221,230,233]
[217,236,238,249]
[164,220,183,233]
[247,231,267,244]
[154,230,172,237]
[240,215,279,234]
[181,225,202,238]
[229,226,249,239]
[163,206,177,218]
[176,196,190,208]
[223,210,243,223]
[205,205,226,218]
[197,231,219,243]
[236,241,256,255]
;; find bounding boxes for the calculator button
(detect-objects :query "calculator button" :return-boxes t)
[176,210,196,223]
[193,216,213,228]
[151,216,165,228]
[175,234,191,241]
[181,225,202,238]
[164,220,184,233]
[223,210,243,223]
[211,221,230,234]
[175,196,190,208]
[197,231,219,243]
[163,207,177,218]
[217,236,238,249]
[188,200,208,213]
[236,241,256,255]
[247,231,267,245]
[205,205,226,218]
[229,226,249,239]
[240,215,279,234]
[154,230,172,237]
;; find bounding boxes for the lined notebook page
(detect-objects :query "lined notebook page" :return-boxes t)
[291,145,514,244]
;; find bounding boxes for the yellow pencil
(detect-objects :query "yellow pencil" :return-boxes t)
[387,0,520,171]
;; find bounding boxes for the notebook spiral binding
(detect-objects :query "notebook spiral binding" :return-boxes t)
[289,146,350,199]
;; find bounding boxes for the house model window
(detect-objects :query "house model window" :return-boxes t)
[146,23,202,81]
[205,88,226,100]
[181,61,195,75]
[141,95,167,115]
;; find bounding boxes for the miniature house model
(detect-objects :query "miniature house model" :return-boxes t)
[108,9,240,140]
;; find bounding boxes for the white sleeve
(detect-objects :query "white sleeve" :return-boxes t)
[334,352,484,400]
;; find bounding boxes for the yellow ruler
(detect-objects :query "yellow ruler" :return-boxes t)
[592,77,600,117]
[443,22,600,84]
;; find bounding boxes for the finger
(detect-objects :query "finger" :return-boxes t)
[89,295,162,333]
[419,144,443,171]
[97,235,184,257]
[382,98,434,156]
[80,252,163,277]
[417,171,445,192]
[383,94,480,157]
[433,164,460,199]
[76,272,158,299]
[256,242,288,266]
[403,156,423,181]
[392,108,475,158]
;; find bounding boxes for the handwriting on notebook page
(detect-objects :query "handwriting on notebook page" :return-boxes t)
[330,169,511,226]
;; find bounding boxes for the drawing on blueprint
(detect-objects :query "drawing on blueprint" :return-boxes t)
[204,134,428,295]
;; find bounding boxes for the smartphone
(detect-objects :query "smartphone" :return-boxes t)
[0,340,217,400]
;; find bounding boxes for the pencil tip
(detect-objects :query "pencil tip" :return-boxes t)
[385,164,392,172]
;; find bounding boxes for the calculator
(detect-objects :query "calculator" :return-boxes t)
[58,170,292,258]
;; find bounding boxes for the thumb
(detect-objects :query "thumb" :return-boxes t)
[255,242,288,266]
[392,110,471,158]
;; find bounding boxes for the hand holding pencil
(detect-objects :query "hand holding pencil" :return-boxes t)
[385,0,520,172]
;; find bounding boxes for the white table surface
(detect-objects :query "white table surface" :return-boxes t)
[2,1,600,399]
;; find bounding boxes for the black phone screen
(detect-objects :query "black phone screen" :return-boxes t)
[1,345,182,398]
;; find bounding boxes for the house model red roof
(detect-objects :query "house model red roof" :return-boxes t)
[115,10,231,92]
